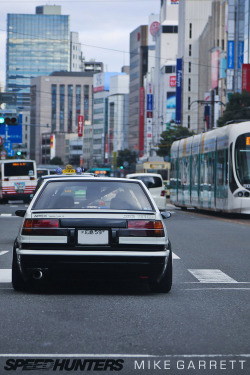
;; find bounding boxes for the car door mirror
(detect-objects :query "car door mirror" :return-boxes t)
[161,211,171,219]
[15,210,26,217]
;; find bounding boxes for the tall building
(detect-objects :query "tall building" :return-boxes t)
[6,5,70,109]
[129,25,148,157]
[153,0,178,147]
[177,0,212,131]
[30,71,93,164]
[107,74,129,164]
[92,72,126,166]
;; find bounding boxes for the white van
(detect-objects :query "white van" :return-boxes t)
[126,173,167,211]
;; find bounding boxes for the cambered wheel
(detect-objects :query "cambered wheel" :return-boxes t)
[12,246,29,292]
[150,251,172,293]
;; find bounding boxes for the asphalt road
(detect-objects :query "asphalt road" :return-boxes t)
[0,202,249,375]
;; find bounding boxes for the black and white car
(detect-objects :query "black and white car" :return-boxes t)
[12,172,172,293]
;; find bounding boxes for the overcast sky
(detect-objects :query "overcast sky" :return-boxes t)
[0,0,160,86]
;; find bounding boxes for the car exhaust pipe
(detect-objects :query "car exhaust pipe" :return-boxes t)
[32,269,43,280]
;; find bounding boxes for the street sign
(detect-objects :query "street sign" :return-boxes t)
[7,149,15,157]
[1,150,7,160]
[4,141,12,151]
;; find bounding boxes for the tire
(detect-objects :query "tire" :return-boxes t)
[150,251,172,293]
[12,246,29,292]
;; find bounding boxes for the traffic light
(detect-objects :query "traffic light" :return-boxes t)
[0,113,19,125]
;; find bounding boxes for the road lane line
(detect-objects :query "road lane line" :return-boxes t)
[185,287,250,291]
[0,269,11,283]
[0,214,12,217]
[188,269,238,283]
[172,252,180,259]
[0,251,8,256]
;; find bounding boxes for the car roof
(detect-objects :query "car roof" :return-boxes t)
[38,174,141,184]
[127,173,163,178]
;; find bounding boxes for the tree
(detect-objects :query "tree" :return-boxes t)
[217,91,250,127]
[157,126,195,158]
[50,156,63,165]
[117,149,137,168]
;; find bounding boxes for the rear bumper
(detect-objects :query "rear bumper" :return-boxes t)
[16,248,170,279]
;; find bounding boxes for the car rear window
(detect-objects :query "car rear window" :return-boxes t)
[32,180,154,211]
[130,176,163,188]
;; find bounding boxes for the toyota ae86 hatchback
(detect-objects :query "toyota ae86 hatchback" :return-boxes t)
[12,175,172,293]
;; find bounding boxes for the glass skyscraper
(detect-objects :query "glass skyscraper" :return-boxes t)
[6,5,70,108]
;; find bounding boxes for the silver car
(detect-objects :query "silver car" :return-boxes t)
[12,174,172,293]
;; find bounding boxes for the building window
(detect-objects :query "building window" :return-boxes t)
[84,85,89,121]
[162,25,178,33]
[189,44,192,57]
[188,115,190,128]
[51,85,57,132]
[189,23,192,39]
[76,85,81,126]
[189,62,191,73]
[109,102,115,154]
[68,85,73,133]
[188,97,191,110]
[188,78,191,92]
[165,65,176,74]
[60,85,65,132]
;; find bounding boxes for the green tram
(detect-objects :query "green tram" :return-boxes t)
[170,121,250,214]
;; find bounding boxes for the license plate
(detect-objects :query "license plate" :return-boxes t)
[78,229,109,245]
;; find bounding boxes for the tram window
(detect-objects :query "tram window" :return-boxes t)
[235,133,250,186]
[191,155,199,187]
[216,150,225,186]
[229,143,238,192]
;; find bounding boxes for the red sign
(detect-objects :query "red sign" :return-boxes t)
[169,76,176,87]
[242,64,250,92]
[78,115,84,137]
[150,22,160,36]
[0,136,3,146]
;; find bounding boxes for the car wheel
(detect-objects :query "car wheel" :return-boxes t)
[150,251,172,293]
[12,246,29,292]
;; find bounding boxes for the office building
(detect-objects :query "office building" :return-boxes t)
[30,71,93,164]
[177,0,212,131]
[6,5,70,109]
[129,25,148,157]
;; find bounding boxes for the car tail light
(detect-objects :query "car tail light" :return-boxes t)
[4,178,9,181]
[22,219,59,234]
[160,190,166,197]
[127,220,164,237]
[30,176,35,180]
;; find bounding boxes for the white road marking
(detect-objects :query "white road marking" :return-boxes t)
[0,251,8,256]
[188,269,237,283]
[0,269,11,283]
[0,214,12,217]
[172,252,180,259]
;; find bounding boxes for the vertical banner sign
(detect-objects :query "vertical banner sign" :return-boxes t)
[211,50,219,89]
[227,41,234,69]
[176,58,182,125]
[238,41,244,69]
[139,87,145,157]
[242,64,250,92]
[50,134,56,159]
[78,115,84,137]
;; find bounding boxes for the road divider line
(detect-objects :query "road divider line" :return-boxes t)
[0,251,8,256]
[0,269,11,283]
[188,269,238,283]
[172,252,180,259]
